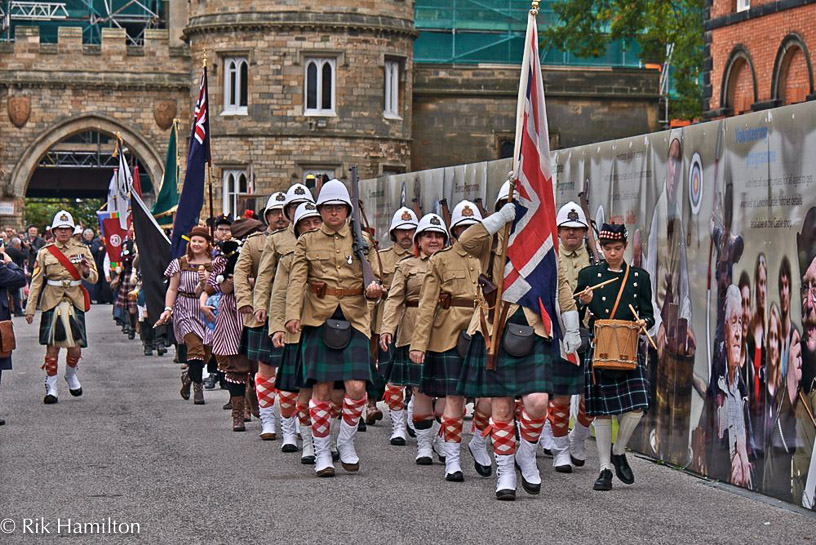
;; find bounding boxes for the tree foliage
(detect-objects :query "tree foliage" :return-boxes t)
[544,0,705,121]
[23,198,105,233]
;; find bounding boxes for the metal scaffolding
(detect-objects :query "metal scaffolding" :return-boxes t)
[1,0,164,45]
[414,0,641,67]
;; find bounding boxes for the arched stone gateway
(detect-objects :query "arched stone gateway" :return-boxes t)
[9,114,164,200]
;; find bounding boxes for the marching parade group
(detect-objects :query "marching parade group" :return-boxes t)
[20,178,656,501]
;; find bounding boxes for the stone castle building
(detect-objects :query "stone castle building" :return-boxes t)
[0,1,659,224]
[704,0,815,118]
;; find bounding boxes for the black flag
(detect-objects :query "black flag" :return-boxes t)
[131,192,171,324]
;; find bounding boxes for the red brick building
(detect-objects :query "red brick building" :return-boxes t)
[704,0,815,118]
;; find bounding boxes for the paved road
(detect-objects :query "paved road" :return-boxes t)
[0,307,813,544]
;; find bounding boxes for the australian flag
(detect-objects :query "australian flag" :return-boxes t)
[502,11,560,341]
[170,68,211,259]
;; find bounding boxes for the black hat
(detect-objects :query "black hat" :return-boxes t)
[214,215,232,228]
[798,207,816,276]
[598,223,627,243]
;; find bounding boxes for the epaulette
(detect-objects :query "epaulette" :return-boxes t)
[271,228,287,235]
[247,231,265,239]
[396,253,415,264]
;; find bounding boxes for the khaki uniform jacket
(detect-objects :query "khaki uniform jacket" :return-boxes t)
[458,223,576,339]
[560,244,591,293]
[269,252,303,343]
[381,254,429,348]
[26,239,99,314]
[410,240,481,354]
[253,225,297,316]
[285,222,380,338]
[372,245,411,334]
[234,230,268,328]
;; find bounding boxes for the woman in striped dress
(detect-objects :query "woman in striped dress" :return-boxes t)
[379,213,448,457]
[206,218,264,431]
[156,226,213,405]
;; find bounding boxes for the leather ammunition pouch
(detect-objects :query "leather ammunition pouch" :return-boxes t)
[324,318,352,350]
[502,323,535,358]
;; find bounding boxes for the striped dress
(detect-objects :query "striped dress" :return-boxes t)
[164,257,211,345]
[208,255,243,357]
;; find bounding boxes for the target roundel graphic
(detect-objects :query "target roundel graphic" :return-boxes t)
[688,152,703,215]
[109,234,123,248]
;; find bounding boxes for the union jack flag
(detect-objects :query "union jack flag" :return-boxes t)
[171,68,211,258]
[502,11,560,340]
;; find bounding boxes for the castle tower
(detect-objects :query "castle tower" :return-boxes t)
[183,1,416,216]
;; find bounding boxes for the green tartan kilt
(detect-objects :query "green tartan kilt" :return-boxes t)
[550,356,586,396]
[240,325,275,364]
[274,342,303,392]
[367,345,387,399]
[583,341,650,416]
[457,332,554,398]
[379,345,423,388]
[300,325,373,386]
[420,347,465,398]
[39,307,87,348]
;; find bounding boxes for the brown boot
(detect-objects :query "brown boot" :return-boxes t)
[246,382,260,419]
[365,402,383,425]
[193,383,205,405]
[180,371,192,400]
[232,396,246,432]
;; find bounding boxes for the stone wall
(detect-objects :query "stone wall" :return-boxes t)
[184,3,416,205]
[411,64,661,171]
[0,26,191,225]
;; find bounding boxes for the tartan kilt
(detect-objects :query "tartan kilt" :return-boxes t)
[367,345,387,399]
[550,356,586,396]
[300,325,373,385]
[420,347,465,398]
[240,325,275,364]
[39,307,88,348]
[583,342,650,416]
[457,332,553,398]
[380,345,422,387]
[274,342,303,392]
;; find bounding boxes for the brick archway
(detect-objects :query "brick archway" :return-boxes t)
[9,113,163,198]
[771,34,814,106]
[720,45,758,116]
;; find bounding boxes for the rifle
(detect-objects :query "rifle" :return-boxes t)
[412,178,423,218]
[349,166,378,293]
[578,177,601,264]
[438,198,453,230]
[473,198,489,218]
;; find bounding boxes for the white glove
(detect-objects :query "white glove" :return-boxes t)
[562,310,581,354]
[482,203,517,236]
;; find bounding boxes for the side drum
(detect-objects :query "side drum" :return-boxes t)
[592,319,640,372]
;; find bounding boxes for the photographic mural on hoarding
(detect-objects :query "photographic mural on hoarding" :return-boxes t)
[360,101,816,508]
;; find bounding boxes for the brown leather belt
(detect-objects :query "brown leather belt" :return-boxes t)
[438,292,475,310]
[309,282,363,298]
[405,299,419,308]
[178,291,197,298]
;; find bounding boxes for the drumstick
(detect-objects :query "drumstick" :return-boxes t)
[574,277,620,298]
[628,304,658,350]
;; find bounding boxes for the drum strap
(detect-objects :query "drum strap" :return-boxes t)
[608,264,630,320]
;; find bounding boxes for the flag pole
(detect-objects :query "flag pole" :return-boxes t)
[202,53,216,240]
[486,2,539,366]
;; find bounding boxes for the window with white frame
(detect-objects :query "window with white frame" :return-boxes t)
[304,58,336,115]
[224,57,248,114]
[384,60,401,118]
[302,168,336,191]
[222,170,249,216]
[736,0,750,12]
